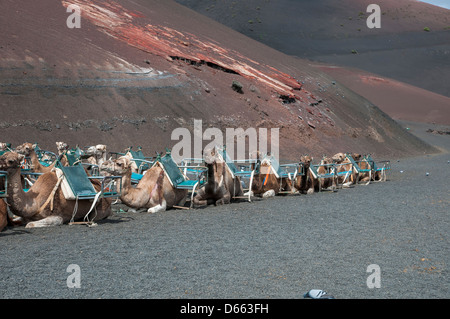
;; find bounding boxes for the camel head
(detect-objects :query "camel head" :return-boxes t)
[332,152,345,163]
[55,142,69,153]
[351,153,362,161]
[85,144,106,156]
[0,152,25,170]
[14,142,36,157]
[259,157,273,175]
[299,155,313,170]
[321,156,333,165]
[100,156,131,175]
[0,143,10,151]
[203,146,221,165]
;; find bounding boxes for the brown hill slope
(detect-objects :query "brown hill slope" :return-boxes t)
[0,0,436,161]
[175,0,450,97]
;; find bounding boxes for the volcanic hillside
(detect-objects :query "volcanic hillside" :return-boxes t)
[176,0,450,98]
[0,0,436,161]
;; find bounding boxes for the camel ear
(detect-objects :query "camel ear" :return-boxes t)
[32,143,37,149]
[18,154,25,162]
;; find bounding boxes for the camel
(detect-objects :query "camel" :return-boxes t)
[0,152,113,228]
[248,152,294,198]
[192,146,244,207]
[308,156,337,192]
[85,144,108,167]
[100,156,187,213]
[331,152,357,188]
[119,150,139,173]
[15,142,59,173]
[0,143,12,152]
[55,142,69,156]
[354,154,372,183]
[52,142,71,167]
[81,144,108,175]
[293,155,315,194]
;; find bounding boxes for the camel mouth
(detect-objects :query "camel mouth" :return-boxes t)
[99,164,115,174]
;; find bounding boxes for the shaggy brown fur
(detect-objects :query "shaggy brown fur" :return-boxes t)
[293,155,314,194]
[193,146,243,207]
[250,153,294,197]
[332,152,357,187]
[101,156,187,212]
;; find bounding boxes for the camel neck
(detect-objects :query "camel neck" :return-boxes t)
[207,163,215,179]
[29,149,43,170]
[120,169,133,196]
[5,167,31,217]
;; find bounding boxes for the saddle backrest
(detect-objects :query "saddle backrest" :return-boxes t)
[155,152,186,188]
[345,154,360,172]
[56,163,96,199]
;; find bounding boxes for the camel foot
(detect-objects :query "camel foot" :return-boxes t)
[7,209,23,225]
[262,190,275,198]
[193,200,207,208]
[307,188,314,195]
[148,201,167,214]
[216,196,231,205]
[26,216,63,228]
[342,182,353,188]
[243,190,254,197]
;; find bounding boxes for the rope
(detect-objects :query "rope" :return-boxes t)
[70,196,79,224]
[37,174,64,214]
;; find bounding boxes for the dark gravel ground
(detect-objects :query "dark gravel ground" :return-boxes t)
[0,121,448,301]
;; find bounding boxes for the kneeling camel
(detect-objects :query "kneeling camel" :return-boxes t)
[0,152,112,228]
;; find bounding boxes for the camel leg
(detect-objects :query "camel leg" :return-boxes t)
[7,208,24,225]
[177,196,187,207]
[243,190,254,197]
[148,199,167,214]
[221,191,231,205]
[193,197,208,207]
[193,188,208,207]
[342,181,352,188]
[262,189,275,198]
[25,216,64,228]
[215,192,231,205]
[331,177,337,192]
